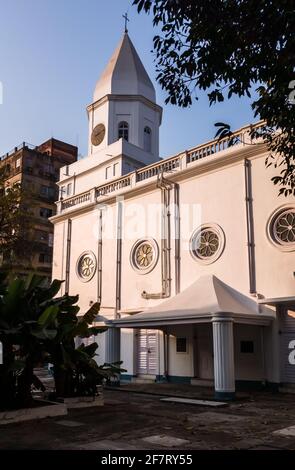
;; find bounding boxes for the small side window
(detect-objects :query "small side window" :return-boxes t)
[240,341,254,354]
[118,121,129,141]
[176,337,187,353]
[67,183,72,196]
[144,126,152,152]
[113,163,119,176]
[105,166,111,179]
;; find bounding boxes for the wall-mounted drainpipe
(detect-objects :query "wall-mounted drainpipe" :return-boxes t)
[106,200,122,373]
[97,208,103,305]
[115,199,123,318]
[163,331,170,380]
[142,173,172,299]
[174,182,181,295]
[244,159,256,295]
[65,219,72,295]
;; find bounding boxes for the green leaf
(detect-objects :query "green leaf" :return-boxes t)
[83,302,101,324]
[38,305,59,327]
[48,279,64,298]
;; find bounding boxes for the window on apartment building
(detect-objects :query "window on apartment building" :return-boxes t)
[23,180,35,192]
[48,187,55,198]
[176,337,187,353]
[48,233,54,247]
[118,121,129,141]
[40,207,53,218]
[105,166,111,179]
[36,230,48,242]
[3,164,11,176]
[25,157,34,174]
[240,341,254,354]
[15,158,21,168]
[39,253,52,264]
[125,163,131,173]
[113,163,119,177]
[40,185,55,199]
[67,183,72,196]
[43,163,54,175]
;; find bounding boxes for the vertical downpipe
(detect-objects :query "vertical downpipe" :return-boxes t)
[244,159,256,294]
[260,326,266,385]
[73,173,76,196]
[65,219,72,295]
[163,332,167,378]
[97,209,103,304]
[115,200,123,318]
[174,183,180,294]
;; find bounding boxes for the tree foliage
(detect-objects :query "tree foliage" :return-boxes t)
[0,274,123,410]
[0,167,36,270]
[134,0,295,194]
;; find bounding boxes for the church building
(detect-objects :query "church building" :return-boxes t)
[51,32,295,399]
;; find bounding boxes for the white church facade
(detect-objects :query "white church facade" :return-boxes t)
[51,33,295,399]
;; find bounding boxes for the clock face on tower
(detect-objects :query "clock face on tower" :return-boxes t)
[91,123,105,146]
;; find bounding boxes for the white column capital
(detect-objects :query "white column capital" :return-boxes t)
[212,313,234,323]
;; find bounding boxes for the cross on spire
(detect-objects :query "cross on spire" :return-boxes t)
[123,12,129,33]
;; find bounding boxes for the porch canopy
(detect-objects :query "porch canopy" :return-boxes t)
[110,275,275,328]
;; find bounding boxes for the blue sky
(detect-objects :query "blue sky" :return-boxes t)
[0,0,256,159]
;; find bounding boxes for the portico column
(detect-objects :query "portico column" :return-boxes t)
[105,327,121,385]
[212,315,235,400]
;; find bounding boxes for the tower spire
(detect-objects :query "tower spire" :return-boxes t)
[122,12,129,34]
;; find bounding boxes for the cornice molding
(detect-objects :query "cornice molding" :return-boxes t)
[86,94,163,123]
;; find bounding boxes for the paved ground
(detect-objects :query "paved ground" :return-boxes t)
[1,386,295,450]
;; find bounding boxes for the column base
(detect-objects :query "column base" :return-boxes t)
[214,390,235,401]
[106,377,121,387]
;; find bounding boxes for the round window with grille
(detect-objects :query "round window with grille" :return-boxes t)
[268,206,295,251]
[190,224,225,264]
[76,251,97,282]
[130,239,159,274]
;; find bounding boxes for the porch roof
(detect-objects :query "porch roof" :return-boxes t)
[109,275,275,328]
[258,296,295,309]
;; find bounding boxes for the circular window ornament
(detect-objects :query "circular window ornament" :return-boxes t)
[267,206,295,251]
[190,224,225,264]
[76,251,97,282]
[130,238,159,274]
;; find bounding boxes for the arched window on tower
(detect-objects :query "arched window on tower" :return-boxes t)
[144,126,152,153]
[118,121,129,141]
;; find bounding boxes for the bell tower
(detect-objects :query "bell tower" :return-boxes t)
[87,32,162,166]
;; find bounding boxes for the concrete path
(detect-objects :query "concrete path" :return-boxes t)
[0,389,295,450]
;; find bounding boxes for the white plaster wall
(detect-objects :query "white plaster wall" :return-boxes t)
[108,99,160,157]
[251,155,295,298]
[52,220,67,293]
[121,329,136,376]
[52,145,295,381]
[179,162,249,295]
[120,189,163,311]
[68,212,99,313]
[58,140,160,198]
[234,324,264,381]
[166,326,194,377]
[95,331,106,366]
[99,203,117,315]
[263,315,280,383]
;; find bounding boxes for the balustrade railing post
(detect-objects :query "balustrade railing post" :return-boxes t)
[180,152,188,170]
[130,172,137,188]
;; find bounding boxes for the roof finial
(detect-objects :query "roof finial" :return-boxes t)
[122,12,129,34]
